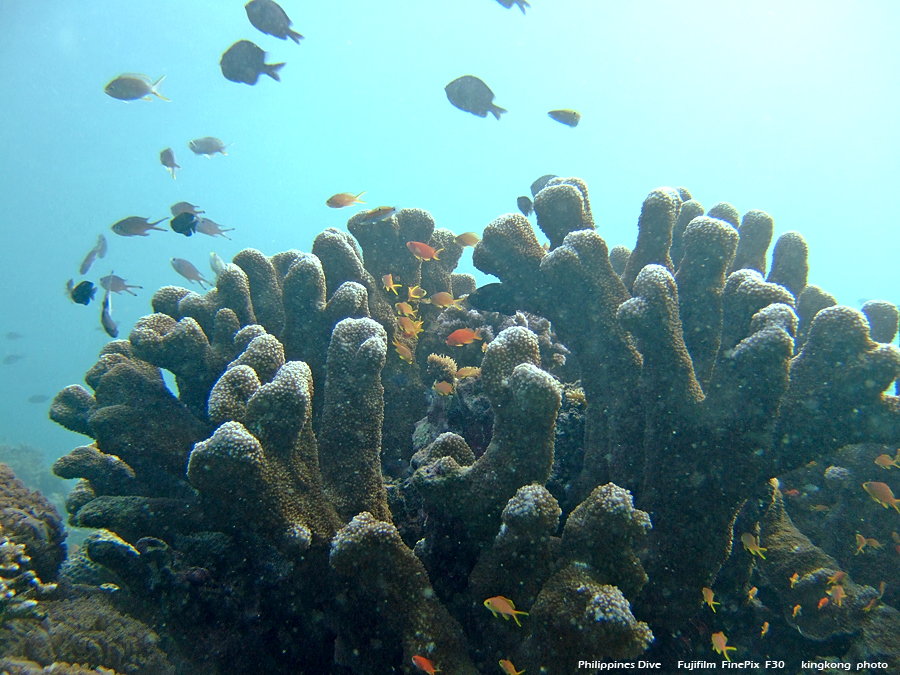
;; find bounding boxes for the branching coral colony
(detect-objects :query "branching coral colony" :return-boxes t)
[9,178,899,673]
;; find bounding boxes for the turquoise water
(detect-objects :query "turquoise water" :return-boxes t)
[3,1,899,454]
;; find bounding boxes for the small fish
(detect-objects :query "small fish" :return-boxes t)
[517,196,533,216]
[710,632,736,662]
[826,584,846,607]
[67,279,97,305]
[407,241,442,261]
[358,206,397,223]
[498,659,524,675]
[811,504,830,512]
[326,192,367,208]
[760,621,769,637]
[407,285,427,301]
[189,137,230,157]
[747,586,758,602]
[864,596,881,612]
[827,571,846,585]
[856,533,868,554]
[447,328,482,347]
[383,274,401,295]
[99,583,120,592]
[210,252,228,277]
[893,531,900,544]
[392,337,413,364]
[2,354,25,365]
[740,532,767,559]
[398,316,424,339]
[701,587,719,612]
[170,212,198,237]
[530,174,557,197]
[100,273,142,296]
[411,655,439,674]
[245,0,303,43]
[27,394,49,404]
[868,538,883,549]
[863,481,900,513]
[433,381,454,396]
[875,454,900,469]
[171,258,212,289]
[160,147,179,178]
[171,202,205,217]
[423,292,463,310]
[484,596,528,626]
[789,572,799,588]
[547,109,581,127]
[454,232,481,247]
[4,332,23,340]
[100,290,118,338]
[792,604,802,618]
[456,366,481,379]
[445,75,507,120]
[395,302,416,318]
[196,217,234,239]
[111,216,166,237]
[220,40,285,85]
[817,597,829,610]
[79,234,107,275]
[783,489,800,497]
[104,74,169,101]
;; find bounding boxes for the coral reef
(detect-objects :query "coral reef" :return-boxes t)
[40,177,900,672]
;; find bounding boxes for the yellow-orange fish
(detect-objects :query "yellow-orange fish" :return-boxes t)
[395,302,417,318]
[382,274,401,294]
[811,504,830,512]
[408,285,427,301]
[484,596,528,626]
[433,381,454,396]
[423,291,464,310]
[862,481,900,513]
[817,597,829,610]
[392,337,413,364]
[455,232,481,247]
[856,533,868,554]
[789,573,799,588]
[446,328,482,347]
[827,584,846,607]
[867,538,883,549]
[326,191,366,208]
[792,604,802,618]
[827,571,846,586]
[456,366,481,379]
[875,454,900,469]
[760,621,769,637]
[498,660,524,675]
[398,316,423,338]
[741,533,767,559]
[702,587,719,613]
[710,632,736,662]
[411,655,439,674]
[747,586,758,602]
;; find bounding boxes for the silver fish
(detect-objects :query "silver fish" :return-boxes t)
[100,272,142,296]
[209,252,228,277]
[196,218,234,239]
[171,201,204,217]
[104,74,169,101]
[171,258,212,289]
[100,290,118,338]
[111,216,166,237]
[188,137,230,157]
[79,234,108,274]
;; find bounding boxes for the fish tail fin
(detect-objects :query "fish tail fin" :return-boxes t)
[490,105,508,120]
[151,75,170,101]
[356,191,367,203]
[519,0,530,13]
[288,29,304,43]
[893,501,900,515]
[266,62,286,82]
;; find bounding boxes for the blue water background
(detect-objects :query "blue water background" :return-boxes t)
[1,0,898,461]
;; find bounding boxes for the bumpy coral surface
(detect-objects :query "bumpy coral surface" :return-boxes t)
[40,180,900,673]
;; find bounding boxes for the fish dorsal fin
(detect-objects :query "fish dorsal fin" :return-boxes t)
[121,73,150,81]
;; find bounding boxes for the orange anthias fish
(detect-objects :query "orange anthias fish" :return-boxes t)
[740,533,767,559]
[424,291,464,310]
[792,604,802,618]
[408,285,428,301]
[783,489,800,497]
[701,587,719,613]
[433,381,454,396]
[875,453,900,469]
[455,232,481,247]
[484,596,529,626]
[856,533,868,554]
[892,532,900,544]
[382,274,401,294]
[411,655,439,673]
[827,571,847,586]
[827,584,846,607]
[862,481,900,513]
[789,573,800,588]
[398,316,424,338]
[817,597,829,610]
[407,241,443,261]
[811,504,830,512]
[456,366,481,379]
[760,621,769,637]
[747,586,758,602]
[395,302,417,318]
[867,538,883,549]
[392,337,413,364]
[447,328,482,347]
[710,632,736,662]
[326,191,366,208]
[498,659,524,675]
